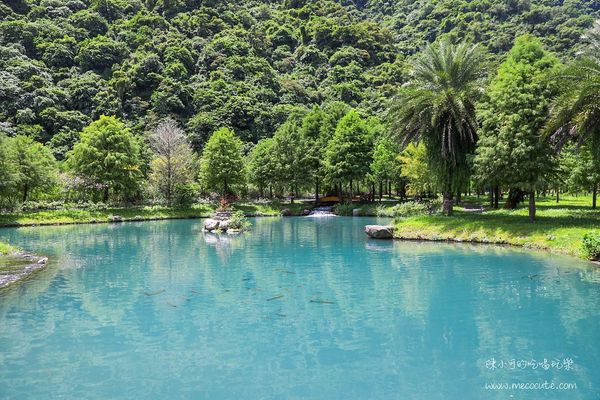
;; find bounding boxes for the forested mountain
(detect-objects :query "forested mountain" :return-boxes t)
[0,0,597,158]
[365,0,599,55]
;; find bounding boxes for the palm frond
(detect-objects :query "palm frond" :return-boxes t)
[388,38,485,174]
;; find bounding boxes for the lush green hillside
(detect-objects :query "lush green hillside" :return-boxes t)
[365,0,599,56]
[0,0,597,156]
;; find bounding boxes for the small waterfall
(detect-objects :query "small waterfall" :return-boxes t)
[308,206,336,217]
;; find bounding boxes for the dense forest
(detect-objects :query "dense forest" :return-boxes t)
[1,0,599,220]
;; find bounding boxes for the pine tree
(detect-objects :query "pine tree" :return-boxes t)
[324,110,372,202]
[199,127,245,196]
[474,35,560,221]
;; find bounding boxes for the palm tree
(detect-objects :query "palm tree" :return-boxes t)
[546,20,600,208]
[389,39,485,215]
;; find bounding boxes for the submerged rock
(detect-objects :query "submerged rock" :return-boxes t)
[365,225,395,239]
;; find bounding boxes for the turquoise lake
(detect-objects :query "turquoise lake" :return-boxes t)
[1,217,599,399]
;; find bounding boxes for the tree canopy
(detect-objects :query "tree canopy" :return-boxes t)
[0,0,596,154]
[475,35,560,220]
[389,39,486,215]
[67,115,143,202]
[199,127,245,196]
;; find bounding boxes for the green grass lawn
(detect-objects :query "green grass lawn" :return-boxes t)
[0,204,215,227]
[394,195,600,258]
[0,201,314,228]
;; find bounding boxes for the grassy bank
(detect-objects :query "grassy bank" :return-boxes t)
[393,196,600,258]
[0,241,18,255]
[0,201,311,228]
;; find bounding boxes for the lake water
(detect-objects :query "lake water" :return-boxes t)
[1,217,599,399]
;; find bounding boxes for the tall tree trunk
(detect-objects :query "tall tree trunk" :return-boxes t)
[442,191,453,216]
[371,182,375,203]
[379,182,383,203]
[442,169,454,216]
[388,181,392,198]
[22,184,28,203]
[505,188,523,209]
[349,179,353,204]
[556,186,559,203]
[490,186,494,207]
[494,185,500,209]
[166,155,172,206]
[528,190,536,222]
[103,187,109,203]
[593,184,598,209]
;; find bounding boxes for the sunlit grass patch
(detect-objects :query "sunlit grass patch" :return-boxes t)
[394,196,600,258]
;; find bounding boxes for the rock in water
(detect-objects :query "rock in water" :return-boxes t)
[219,219,230,231]
[203,218,220,232]
[281,208,292,216]
[365,225,395,239]
[108,215,123,223]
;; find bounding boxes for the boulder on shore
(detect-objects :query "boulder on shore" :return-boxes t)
[281,208,292,216]
[365,225,395,239]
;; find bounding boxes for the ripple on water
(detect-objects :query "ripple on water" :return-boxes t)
[0,217,598,399]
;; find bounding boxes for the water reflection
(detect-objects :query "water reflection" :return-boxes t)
[0,217,598,399]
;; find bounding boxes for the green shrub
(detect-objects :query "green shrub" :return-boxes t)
[228,210,251,231]
[375,204,394,217]
[582,232,600,260]
[173,183,199,208]
[333,203,355,216]
[391,202,429,218]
